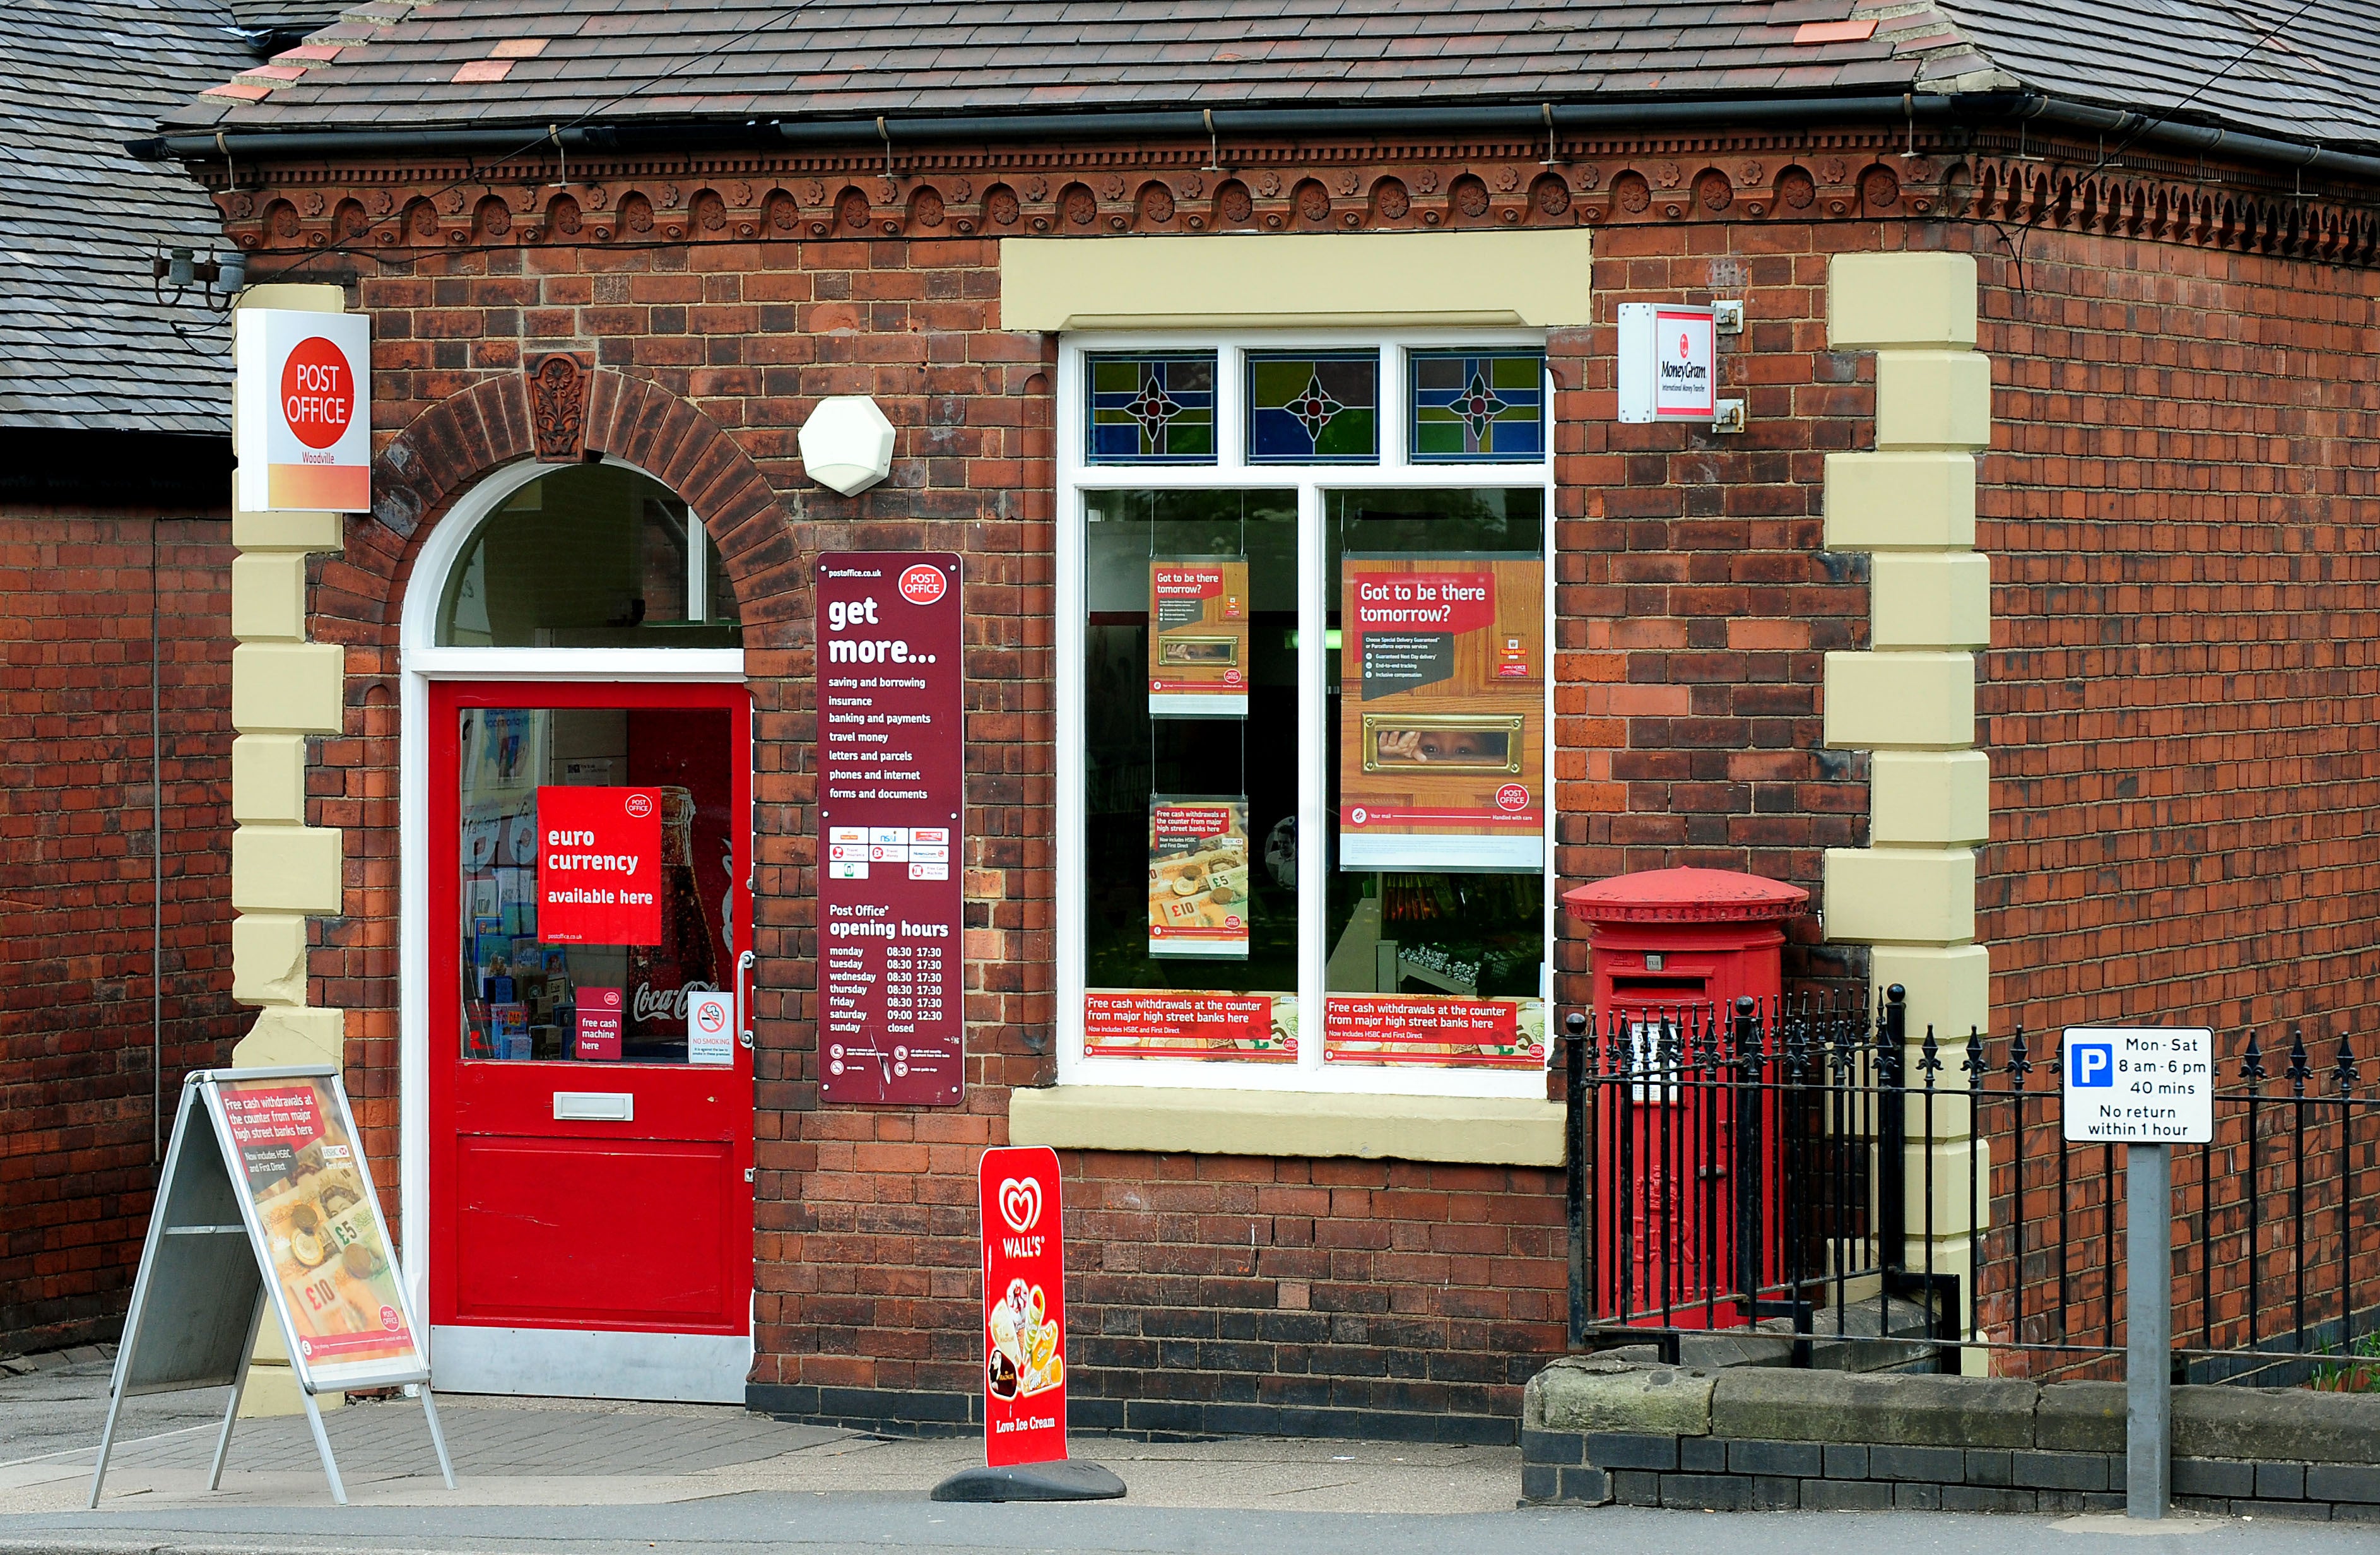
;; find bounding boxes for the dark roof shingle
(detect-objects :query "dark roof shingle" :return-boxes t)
[6,0,254,435]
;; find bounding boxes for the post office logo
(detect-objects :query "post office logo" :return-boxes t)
[624,792,654,819]
[1495,783,1530,812]
[899,564,948,605]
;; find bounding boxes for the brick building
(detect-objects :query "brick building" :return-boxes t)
[135,0,2380,1435]
[0,0,277,1355]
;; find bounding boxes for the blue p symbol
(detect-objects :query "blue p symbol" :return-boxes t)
[2070,1043,2113,1089]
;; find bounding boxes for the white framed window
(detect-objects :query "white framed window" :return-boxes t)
[1056,329,1557,1099]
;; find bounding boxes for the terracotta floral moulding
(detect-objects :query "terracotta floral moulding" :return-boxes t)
[213,142,1967,252]
[210,136,2380,266]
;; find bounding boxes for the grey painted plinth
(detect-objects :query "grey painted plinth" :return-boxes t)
[931,1458,1128,1503]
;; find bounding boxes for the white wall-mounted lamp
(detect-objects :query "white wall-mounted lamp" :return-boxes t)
[797,395,896,495]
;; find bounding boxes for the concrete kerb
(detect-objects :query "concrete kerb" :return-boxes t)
[1521,1359,2380,1517]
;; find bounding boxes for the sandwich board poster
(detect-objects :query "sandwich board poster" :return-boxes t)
[1146,559,1249,716]
[90,1065,447,1508]
[1146,796,1251,957]
[979,1145,1068,1467]
[207,1070,426,1391]
[1338,553,1545,871]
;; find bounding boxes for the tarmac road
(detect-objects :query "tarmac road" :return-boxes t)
[1,1350,2369,1555]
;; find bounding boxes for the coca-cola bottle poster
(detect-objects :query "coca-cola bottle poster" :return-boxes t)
[624,709,734,1058]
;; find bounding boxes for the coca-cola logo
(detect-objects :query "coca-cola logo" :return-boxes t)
[633,980,719,1021]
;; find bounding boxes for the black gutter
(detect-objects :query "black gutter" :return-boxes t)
[125,89,2380,187]
[126,92,1974,165]
[2015,97,2380,184]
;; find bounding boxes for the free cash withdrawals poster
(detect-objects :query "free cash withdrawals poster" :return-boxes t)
[1323,994,1548,1069]
[209,1073,423,1389]
[1146,559,1249,716]
[1338,554,1545,870]
[1082,990,1297,1062]
[1146,796,1250,957]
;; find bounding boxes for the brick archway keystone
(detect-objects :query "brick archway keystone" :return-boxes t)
[368,368,796,627]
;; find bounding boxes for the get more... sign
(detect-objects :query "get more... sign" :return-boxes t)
[2061,1026,2214,1144]
[235,309,372,513]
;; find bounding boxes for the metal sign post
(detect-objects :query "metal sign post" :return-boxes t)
[2061,1026,2214,1523]
[2125,1142,2172,1517]
[88,1067,453,1507]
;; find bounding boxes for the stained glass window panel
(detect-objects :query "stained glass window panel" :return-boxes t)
[1086,353,1217,464]
[1409,352,1546,463]
[1246,352,1379,464]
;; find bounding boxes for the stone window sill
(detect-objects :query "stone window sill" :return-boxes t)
[1007,1085,1564,1166]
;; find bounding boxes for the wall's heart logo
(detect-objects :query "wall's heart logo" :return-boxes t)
[998,1176,1041,1234]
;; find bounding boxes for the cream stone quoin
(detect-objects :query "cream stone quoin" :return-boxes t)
[1820,251,1994,1372]
[225,282,355,1419]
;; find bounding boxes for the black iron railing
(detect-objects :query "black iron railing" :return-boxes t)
[1562,990,2380,1381]
[1563,987,1957,1366]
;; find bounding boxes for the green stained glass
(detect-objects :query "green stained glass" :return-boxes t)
[1086,353,1216,463]
[1410,352,1546,462]
[1247,352,1378,464]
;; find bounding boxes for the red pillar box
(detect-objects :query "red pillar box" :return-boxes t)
[1560,868,1809,1329]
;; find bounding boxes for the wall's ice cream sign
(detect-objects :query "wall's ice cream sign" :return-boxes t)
[235,309,372,512]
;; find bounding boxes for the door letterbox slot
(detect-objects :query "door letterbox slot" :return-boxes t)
[553,1091,634,1121]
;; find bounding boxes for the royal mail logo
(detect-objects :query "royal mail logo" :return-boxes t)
[998,1176,1042,1234]
[624,792,654,819]
[1495,783,1531,812]
[899,564,948,605]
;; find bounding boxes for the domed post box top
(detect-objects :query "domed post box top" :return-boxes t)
[1560,866,1809,926]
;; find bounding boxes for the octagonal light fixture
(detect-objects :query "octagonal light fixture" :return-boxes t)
[798,394,895,495]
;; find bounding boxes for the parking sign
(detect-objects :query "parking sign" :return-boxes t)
[2061,1027,2214,1144]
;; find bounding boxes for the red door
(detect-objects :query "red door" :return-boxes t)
[427,680,753,1402]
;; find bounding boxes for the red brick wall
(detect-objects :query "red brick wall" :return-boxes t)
[1971,225,2380,1375]
[0,506,241,1354]
[292,205,1886,1431]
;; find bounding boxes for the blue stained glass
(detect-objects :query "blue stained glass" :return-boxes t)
[1247,352,1379,464]
[1409,352,1546,463]
[1086,353,1217,463]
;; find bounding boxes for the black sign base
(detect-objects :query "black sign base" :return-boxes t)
[929,1459,1127,1503]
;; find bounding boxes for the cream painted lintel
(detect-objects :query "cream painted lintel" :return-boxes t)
[1010,1085,1564,1167]
[1064,310,1528,330]
[1001,228,1593,332]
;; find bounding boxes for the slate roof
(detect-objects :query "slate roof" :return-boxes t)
[5,0,257,435]
[1933,1,2380,150]
[156,0,2380,155]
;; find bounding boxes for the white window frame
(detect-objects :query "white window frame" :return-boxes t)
[1056,328,1557,1099]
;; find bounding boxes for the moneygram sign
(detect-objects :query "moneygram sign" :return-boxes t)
[235,309,372,513]
[1615,302,1718,423]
